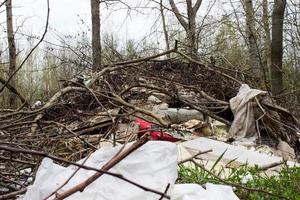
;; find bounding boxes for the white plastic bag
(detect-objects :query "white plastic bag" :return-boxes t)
[22,141,178,200]
[21,141,240,200]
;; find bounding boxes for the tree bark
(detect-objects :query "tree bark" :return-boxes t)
[90,0,101,71]
[169,0,202,58]
[186,0,196,58]
[271,0,286,94]
[6,0,17,108]
[262,0,271,70]
[244,0,261,78]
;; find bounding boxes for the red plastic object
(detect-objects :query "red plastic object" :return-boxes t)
[135,118,179,142]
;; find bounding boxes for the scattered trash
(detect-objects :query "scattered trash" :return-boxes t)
[181,137,299,169]
[135,118,180,142]
[172,183,240,200]
[153,107,204,124]
[182,119,204,129]
[31,100,43,110]
[147,95,162,104]
[229,84,266,139]
[20,141,240,200]
[276,140,296,160]
[21,142,178,200]
[1,56,299,199]
[240,172,254,184]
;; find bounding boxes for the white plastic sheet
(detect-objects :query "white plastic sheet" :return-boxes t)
[22,141,177,200]
[229,84,266,139]
[172,183,239,200]
[20,141,239,200]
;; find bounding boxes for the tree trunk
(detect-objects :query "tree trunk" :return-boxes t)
[6,0,17,108]
[262,0,271,71]
[244,0,261,78]
[169,0,202,58]
[160,0,170,57]
[90,0,101,71]
[271,0,286,94]
[186,0,197,58]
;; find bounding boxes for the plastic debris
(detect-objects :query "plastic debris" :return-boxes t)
[20,141,240,200]
[241,172,253,184]
[135,118,180,142]
[181,137,299,168]
[20,142,178,200]
[172,183,240,200]
[229,84,266,139]
[276,140,296,160]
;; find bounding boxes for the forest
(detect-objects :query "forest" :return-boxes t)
[0,0,299,200]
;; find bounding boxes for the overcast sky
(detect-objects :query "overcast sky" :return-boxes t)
[0,0,228,49]
[0,0,163,45]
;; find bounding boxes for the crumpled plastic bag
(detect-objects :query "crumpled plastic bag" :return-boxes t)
[20,141,240,200]
[229,84,266,139]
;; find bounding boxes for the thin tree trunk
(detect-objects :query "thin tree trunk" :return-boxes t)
[160,0,170,57]
[262,0,271,70]
[186,0,196,58]
[91,0,101,71]
[6,0,17,108]
[244,0,261,78]
[271,0,286,94]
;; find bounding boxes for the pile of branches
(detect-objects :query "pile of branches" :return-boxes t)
[0,48,299,199]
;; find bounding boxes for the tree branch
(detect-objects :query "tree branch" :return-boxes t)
[169,0,188,30]
[192,0,202,16]
[0,76,28,105]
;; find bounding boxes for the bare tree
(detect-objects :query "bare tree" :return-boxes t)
[243,0,261,78]
[6,0,17,107]
[169,0,202,58]
[271,0,286,94]
[91,0,101,71]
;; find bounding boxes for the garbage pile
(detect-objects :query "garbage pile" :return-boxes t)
[0,50,299,199]
[20,142,240,200]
